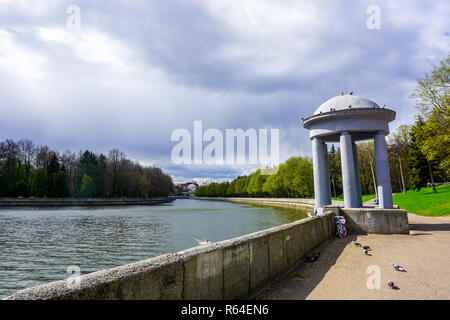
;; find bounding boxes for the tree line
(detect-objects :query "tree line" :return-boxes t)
[196,54,449,198]
[0,143,173,198]
[195,157,314,198]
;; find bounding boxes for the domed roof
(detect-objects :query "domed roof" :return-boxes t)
[314,94,380,115]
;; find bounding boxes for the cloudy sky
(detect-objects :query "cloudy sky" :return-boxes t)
[0,0,449,183]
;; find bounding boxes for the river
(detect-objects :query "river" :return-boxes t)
[0,199,307,298]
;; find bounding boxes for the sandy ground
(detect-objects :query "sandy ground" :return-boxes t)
[254,213,450,300]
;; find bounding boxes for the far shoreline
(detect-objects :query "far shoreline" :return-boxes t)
[0,197,175,208]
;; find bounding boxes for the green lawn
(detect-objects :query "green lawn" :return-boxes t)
[392,184,450,217]
[332,194,376,202]
[362,194,376,203]
[331,186,449,217]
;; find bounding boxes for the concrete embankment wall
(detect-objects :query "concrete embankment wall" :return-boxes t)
[195,197,408,235]
[192,196,344,211]
[5,212,335,300]
[325,206,409,234]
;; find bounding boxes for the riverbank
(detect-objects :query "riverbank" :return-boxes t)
[192,197,344,211]
[0,197,174,207]
[254,213,450,300]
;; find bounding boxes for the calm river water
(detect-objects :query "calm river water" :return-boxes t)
[0,199,307,298]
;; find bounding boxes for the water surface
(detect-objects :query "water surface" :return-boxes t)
[0,199,307,298]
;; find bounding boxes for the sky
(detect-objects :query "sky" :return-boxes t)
[0,0,449,183]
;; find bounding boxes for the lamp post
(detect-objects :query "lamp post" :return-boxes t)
[391,152,406,194]
[331,176,337,199]
[362,148,378,199]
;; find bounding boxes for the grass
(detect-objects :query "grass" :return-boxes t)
[332,194,376,203]
[392,184,450,217]
[362,194,376,203]
[332,185,449,217]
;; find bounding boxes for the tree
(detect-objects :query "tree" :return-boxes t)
[328,144,342,198]
[77,150,99,197]
[411,54,450,179]
[408,117,432,191]
[388,125,412,191]
[46,152,60,177]
[358,143,377,196]
[80,174,96,198]
[247,170,267,197]
[15,180,30,197]
[32,169,49,197]
[411,55,449,117]
[262,173,282,197]
[293,157,314,198]
[49,171,69,197]
[17,139,36,185]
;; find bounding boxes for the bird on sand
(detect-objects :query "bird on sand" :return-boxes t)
[304,252,320,262]
[363,245,371,251]
[392,263,406,272]
[352,240,362,247]
[388,280,399,290]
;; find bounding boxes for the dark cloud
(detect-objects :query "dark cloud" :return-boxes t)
[0,0,448,181]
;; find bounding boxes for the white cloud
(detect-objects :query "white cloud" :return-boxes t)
[0,29,47,79]
[0,0,449,181]
[38,26,132,71]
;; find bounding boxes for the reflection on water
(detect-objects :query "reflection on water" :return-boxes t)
[0,199,307,298]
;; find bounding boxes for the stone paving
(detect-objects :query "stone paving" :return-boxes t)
[254,213,450,300]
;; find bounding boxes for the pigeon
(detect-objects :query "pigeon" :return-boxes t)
[304,252,320,262]
[363,245,371,251]
[352,240,362,247]
[392,263,406,272]
[388,280,399,290]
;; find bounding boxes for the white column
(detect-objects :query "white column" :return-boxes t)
[352,142,363,207]
[312,138,329,213]
[374,131,394,209]
[321,141,332,206]
[340,131,359,208]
